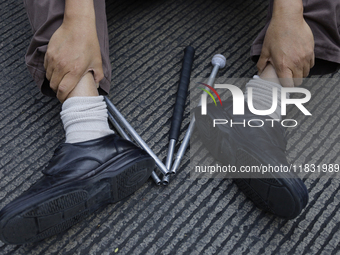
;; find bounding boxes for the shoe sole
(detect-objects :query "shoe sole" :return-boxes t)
[195,107,308,219]
[0,150,154,244]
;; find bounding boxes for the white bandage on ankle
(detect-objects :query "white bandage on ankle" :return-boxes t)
[244,75,289,120]
[60,96,114,143]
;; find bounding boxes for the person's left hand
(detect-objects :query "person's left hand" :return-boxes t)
[44,5,103,102]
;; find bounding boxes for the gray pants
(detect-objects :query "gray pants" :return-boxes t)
[23,0,340,97]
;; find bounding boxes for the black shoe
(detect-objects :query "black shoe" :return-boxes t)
[0,134,155,244]
[194,100,308,219]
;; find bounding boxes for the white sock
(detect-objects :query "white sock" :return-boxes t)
[244,75,289,120]
[60,96,114,143]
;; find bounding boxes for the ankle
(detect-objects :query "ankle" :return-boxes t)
[65,72,99,101]
[61,96,114,143]
[259,63,281,85]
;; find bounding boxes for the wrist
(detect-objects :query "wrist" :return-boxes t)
[272,0,303,19]
[63,0,96,25]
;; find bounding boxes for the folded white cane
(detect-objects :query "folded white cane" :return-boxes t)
[162,46,195,185]
[170,54,226,175]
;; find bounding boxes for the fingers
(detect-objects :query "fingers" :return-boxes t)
[44,60,80,102]
[293,68,304,87]
[49,67,66,93]
[274,54,314,87]
[291,56,313,86]
[45,54,81,102]
[257,52,269,75]
[93,69,104,85]
[92,59,104,85]
[310,52,315,69]
[56,72,82,103]
[276,65,307,87]
[44,53,52,82]
[303,63,310,78]
[276,67,294,87]
[44,50,68,93]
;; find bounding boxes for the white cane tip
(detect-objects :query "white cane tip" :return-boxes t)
[212,54,226,68]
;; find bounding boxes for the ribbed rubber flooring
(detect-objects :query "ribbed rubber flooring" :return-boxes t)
[1,0,340,254]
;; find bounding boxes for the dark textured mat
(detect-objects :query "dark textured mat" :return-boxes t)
[1,0,340,254]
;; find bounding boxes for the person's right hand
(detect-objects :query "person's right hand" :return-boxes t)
[44,8,103,103]
[256,0,315,87]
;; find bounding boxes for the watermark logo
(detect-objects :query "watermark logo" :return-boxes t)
[199,84,311,128]
[200,84,311,116]
[198,82,223,107]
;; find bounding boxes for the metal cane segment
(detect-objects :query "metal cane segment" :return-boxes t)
[170,54,226,175]
[104,97,169,177]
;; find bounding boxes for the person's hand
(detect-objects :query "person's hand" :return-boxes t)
[44,10,103,102]
[257,1,315,87]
